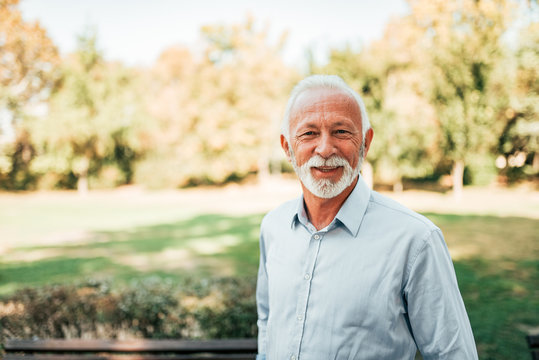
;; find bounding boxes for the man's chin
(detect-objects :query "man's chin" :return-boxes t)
[306,173,360,199]
[310,175,342,186]
[301,178,344,199]
[293,158,360,199]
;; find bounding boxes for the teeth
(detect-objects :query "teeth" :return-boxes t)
[316,167,338,172]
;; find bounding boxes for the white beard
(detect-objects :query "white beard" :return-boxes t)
[290,144,364,199]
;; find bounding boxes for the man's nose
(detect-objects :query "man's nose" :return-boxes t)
[315,132,336,159]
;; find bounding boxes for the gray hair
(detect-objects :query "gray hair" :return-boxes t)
[281,74,371,142]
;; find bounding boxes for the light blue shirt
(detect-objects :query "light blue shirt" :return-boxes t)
[256,176,478,360]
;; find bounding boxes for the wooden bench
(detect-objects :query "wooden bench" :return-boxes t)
[2,338,258,360]
[528,335,539,360]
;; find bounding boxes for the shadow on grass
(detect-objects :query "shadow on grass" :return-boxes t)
[0,213,264,295]
[454,258,539,360]
[424,213,539,359]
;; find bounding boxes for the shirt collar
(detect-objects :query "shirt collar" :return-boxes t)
[334,175,371,236]
[291,195,308,229]
[290,175,372,236]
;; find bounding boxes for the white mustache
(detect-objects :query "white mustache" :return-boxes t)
[305,155,349,168]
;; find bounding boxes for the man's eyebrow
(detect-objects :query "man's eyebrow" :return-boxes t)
[294,124,318,134]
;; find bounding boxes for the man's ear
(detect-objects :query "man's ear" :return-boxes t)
[280,135,292,162]
[363,128,374,158]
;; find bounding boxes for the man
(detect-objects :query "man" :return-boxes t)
[256,75,478,359]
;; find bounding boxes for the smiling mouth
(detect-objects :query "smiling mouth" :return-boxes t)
[314,166,342,173]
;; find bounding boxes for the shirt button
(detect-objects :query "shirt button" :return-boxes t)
[314,234,320,240]
[304,274,311,280]
[291,356,296,360]
[297,314,303,321]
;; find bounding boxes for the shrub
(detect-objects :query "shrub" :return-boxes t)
[0,276,257,342]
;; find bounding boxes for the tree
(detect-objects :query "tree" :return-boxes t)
[137,17,297,188]
[321,16,439,191]
[495,22,539,180]
[407,0,515,197]
[28,29,147,193]
[0,0,59,189]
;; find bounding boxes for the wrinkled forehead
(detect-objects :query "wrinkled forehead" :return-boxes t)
[290,87,362,126]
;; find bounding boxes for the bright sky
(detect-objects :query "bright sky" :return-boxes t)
[19,0,410,69]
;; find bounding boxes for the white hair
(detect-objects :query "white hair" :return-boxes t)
[281,74,371,142]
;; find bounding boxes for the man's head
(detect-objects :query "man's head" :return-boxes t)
[280,75,373,199]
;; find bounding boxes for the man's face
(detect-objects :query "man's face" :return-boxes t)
[282,88,366,199]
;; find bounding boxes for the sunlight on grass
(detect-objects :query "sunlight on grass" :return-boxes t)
[0,213,263,295]
[425,213,539,261]
[188,235,242,255]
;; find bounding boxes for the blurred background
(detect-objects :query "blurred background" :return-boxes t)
[0,0,538,359]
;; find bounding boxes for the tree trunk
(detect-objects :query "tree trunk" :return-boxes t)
[76,156,90,196]
[257,157,270,184]
[452,159,464,200]
[361,161,373,189]
[77,174,88,196]
[393,178,403,192]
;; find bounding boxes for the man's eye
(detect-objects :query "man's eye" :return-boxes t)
[303,131,315,136]
[336,130,348,134]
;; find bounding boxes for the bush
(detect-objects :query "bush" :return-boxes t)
[0,276,257,342]
[191,278,258,338]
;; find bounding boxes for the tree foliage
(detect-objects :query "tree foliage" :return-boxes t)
[28,29,147,192]
[136,17,297,188]
[0,0,58,114]
[320,0,534,192]
[0,0,59,189]
[1,3,537,191]
[408,0,515,194]
[496,22,539,179]
[321,16,439,189]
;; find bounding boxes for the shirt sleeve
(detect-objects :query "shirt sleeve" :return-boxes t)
[256,227,269,357]
[404,228,478,360]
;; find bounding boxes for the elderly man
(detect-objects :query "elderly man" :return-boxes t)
[256,75,477,359]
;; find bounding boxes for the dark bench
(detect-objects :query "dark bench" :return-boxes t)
[528,335,539,360]
[2,338,257,359]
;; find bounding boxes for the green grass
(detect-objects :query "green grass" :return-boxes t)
[0,213,263,294]
[426,213,539,359]
[1,206,537,359]
[455,259,538,359]
[0,193,195,246]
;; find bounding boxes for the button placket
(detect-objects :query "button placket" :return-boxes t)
[291,230,324,359]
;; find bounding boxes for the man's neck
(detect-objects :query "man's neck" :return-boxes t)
[302,177,358,230]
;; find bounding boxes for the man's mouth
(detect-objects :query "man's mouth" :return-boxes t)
[313,166,342,173]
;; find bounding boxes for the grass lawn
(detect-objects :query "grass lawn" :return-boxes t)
[0,213,263,294]
[0,184,538,359]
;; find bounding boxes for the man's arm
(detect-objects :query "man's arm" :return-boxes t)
[404,229,478,359]
[256,230,269,360]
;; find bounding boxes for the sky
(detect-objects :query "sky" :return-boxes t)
[19,0,410,69]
